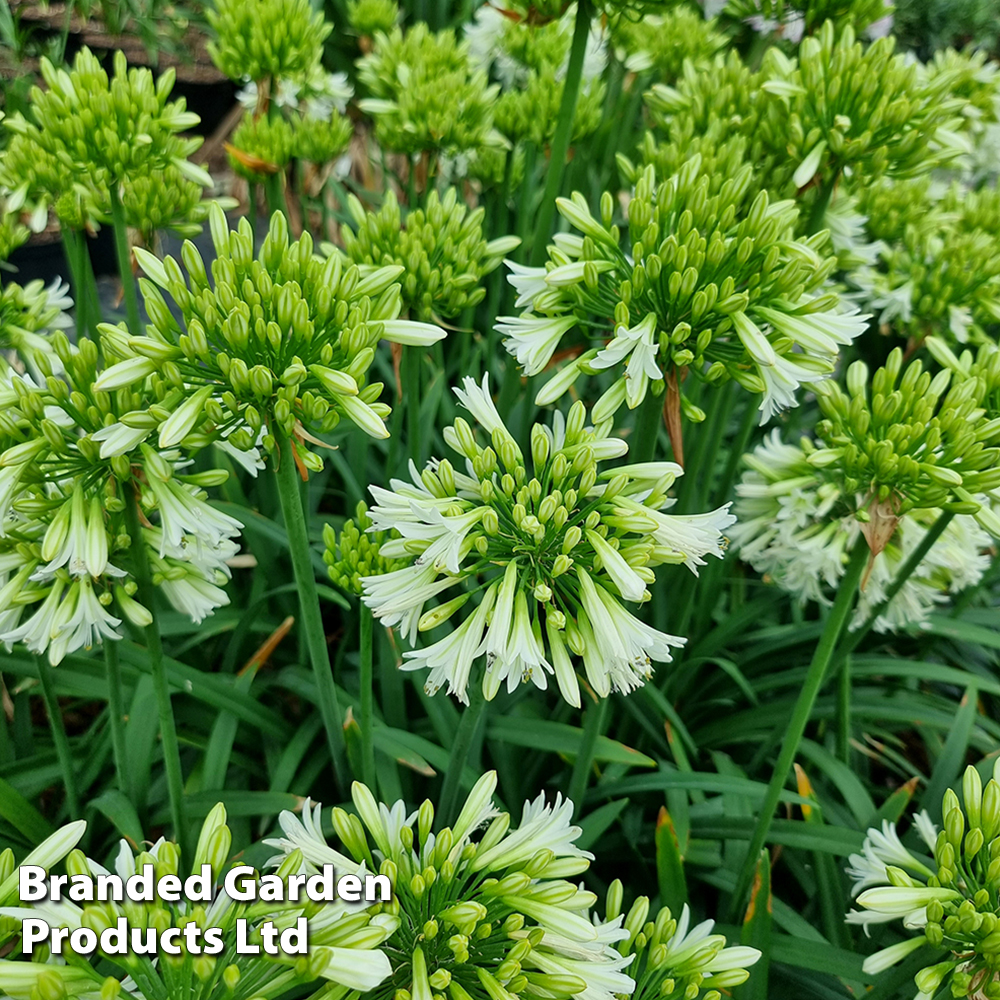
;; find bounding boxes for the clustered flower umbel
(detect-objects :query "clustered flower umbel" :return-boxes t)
[0,277,73,375]
[497,160,869,428]
[730,347,1000,603]
[267,771,636,1000]
[335,188,520,321]
[847,761,1000,1000]
[1,47,211,228]
[0,336,244,663]
[730,431,993,632]
[93,205,445,474]
[606,879,761,1000]
[0,805,397,1000]
[357,375,734,707]
[325,501,404,597]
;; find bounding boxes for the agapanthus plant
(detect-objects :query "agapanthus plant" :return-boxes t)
[357,375,734,706]
[0,804,397,1000]
[497,160,868,462]
[335,188,520,321]
[848,762,1000,999]
[267,772,637,1000]
[610,6,727,80]
[0,277,73,376]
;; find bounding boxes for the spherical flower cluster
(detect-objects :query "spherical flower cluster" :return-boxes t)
[610,7,727,80]
[336,188,519,321]
[0,338,244,663]
[229,111,353,179]
[498,161,868,425]
[848,762,1000,999]
[360,375,734,706]
[3,48,209,201]
[324,501,404,597]
[0,805,397,1000]
[93,206,445,472]
[606,880,761,1000]
[207,0,331,86]
[267,772,636,1000]
[731,430,993,631]
[357,25,502,158]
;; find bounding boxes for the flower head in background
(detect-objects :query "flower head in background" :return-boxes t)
[336,188,519,321]
[0,278,73,375]
[359,374,733,706]
[324,501,405,597]
[848,761,1000,999]
[208,0,331,86]
[93,205,445,473]
[499,160,867,427]
[358,24,502,160]
[0,804,396,999]
[268,772,635,1000]
[607,878,761,999]
[610,6,726,80]
[731,430,993,631]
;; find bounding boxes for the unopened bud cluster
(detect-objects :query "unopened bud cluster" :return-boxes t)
[324,502,403,596]
[93,205,447,470]
[607,879,760,1000]
[337,188,519,320]
[852,761,1000,999]
[360,375,734,706]
[268,772,636,1000]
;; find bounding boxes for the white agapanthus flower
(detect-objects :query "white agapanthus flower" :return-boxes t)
[731,431,993,630]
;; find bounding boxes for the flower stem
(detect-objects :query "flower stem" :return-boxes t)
[567,695,608,819]
[359,602,376,792]
[108,183,141,337]
[274,431,347,791]
[728,538,869,920]
[405,345,422,467]
[123,488,187,847]
[61,226,86,341]
[833,509,956,665]
[805,168,840,237]
[34,654,80,819]
[104,639,129,793]
[438,688,487,827]
[528,0,593,267]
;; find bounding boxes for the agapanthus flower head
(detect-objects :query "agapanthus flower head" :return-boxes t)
[0,803,397,1000]
[3,48,208,191]
[606,879,761,999]
[755,21,966,209]
[610,6,727,80]
[0,335,243,662]
[848,760,1000,999]
[348,0,400,38]
[268,772,636,1000]
[324,501,405,596]
[498,160,867,425]
[360,374,733,706]
[336,188,519,321]
[93,205,445,471]
[812,348,1000,533]
[731,430,993,630]
[208,0,332,85]
[357,24,502,158]
[0,208,28,262]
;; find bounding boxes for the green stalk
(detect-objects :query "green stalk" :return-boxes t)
[80,230,102,337]
[567,696,609,819]
[61,226,86,340]
[529,0,593,267]
[632,389,664,463]
[359,603,376,792]
[264,171,290,221]
[108,184,141,336]
[833,509,956,665]
[405,345,423,467]
[104,640,129,793]
[805,168,840,237]
[438,688,487,827]
[728,539,869,920]
[274,431,347,790]
[124,490,187,846]
[35,655,80,819]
